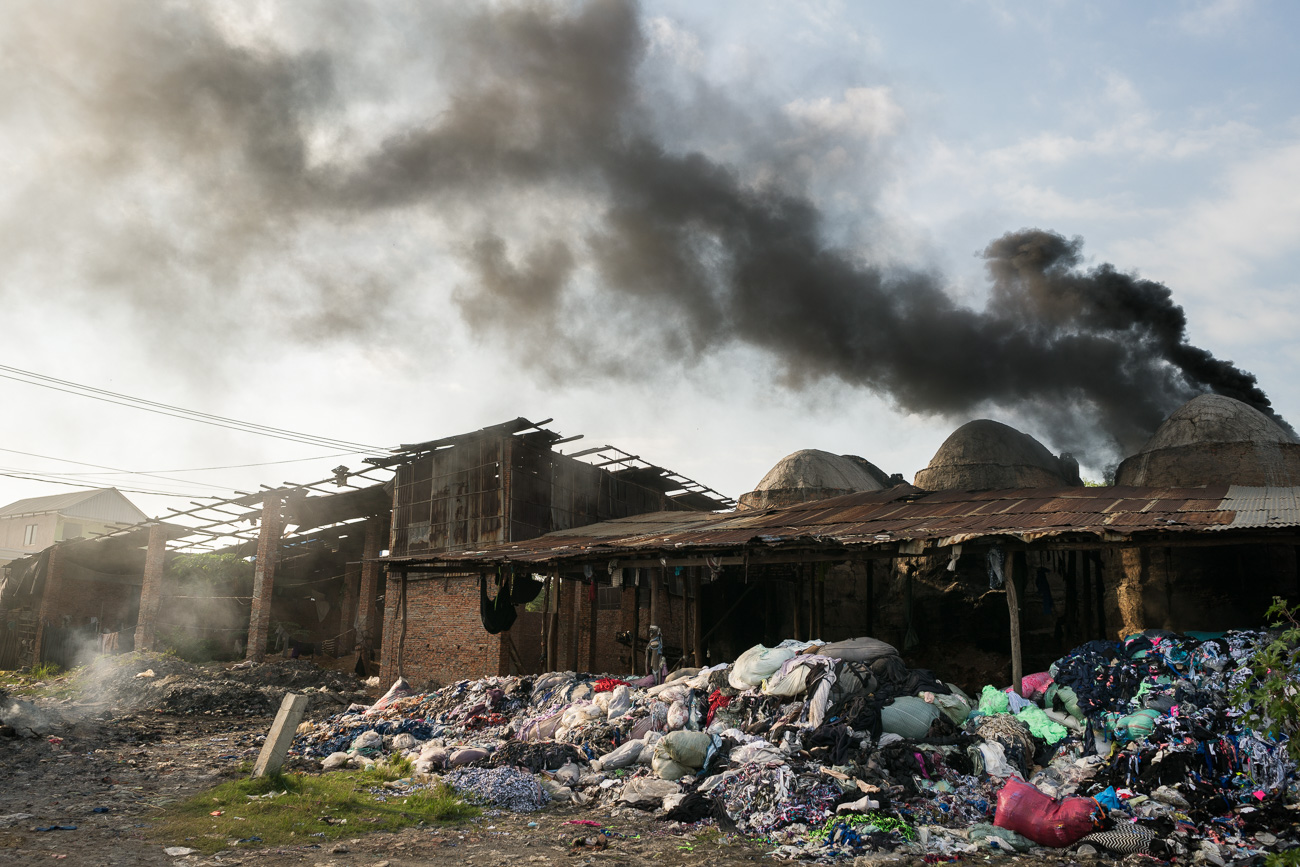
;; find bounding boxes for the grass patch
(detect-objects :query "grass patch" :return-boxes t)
[150,771,478,855]
[0,664,80,698]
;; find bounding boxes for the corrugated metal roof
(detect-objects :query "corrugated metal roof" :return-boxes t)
[0,488,146,523]
[1219,486,1300,529]
[381,483,1300,570]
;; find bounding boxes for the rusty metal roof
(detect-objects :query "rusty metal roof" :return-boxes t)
[382,482,1300,570]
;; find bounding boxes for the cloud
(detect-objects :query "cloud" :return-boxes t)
[1176,0,1255,36]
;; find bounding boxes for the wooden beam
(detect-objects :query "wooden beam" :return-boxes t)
[1006,549,1023,697]
[690,571,702,666]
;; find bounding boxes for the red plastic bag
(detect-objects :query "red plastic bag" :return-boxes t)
[1016,671,1054,699]
[994,777,1103,847]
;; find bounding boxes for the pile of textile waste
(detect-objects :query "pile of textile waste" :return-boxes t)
[290,630,1297,862]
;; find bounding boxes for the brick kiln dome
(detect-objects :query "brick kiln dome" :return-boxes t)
[1115,394,1300,487]
[913,419,1081,491]
[738,449,889,510]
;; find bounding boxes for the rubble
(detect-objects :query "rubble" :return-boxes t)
[291,630,1299,861]
[65,653,369,717]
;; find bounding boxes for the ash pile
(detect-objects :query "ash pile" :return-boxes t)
[74,653,368,717]
[293,632,1297,862]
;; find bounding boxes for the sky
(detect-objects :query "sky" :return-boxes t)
[2,0,1299,524]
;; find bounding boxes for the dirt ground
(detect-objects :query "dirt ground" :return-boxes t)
[0,660,1095,867]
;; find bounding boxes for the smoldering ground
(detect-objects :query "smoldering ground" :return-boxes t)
[0,0,1286,466]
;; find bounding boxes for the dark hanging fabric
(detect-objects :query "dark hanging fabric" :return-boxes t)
[1036,566,1055,614]
[509,574,545,605]
[480,574,518,634]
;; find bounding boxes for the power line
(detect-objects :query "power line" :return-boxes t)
[0,445,366,482]
[0,363,390,452]
[0,470,219,499]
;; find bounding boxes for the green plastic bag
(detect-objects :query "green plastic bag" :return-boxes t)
[979,684,1010,716]
[1115,708,1160,742]
[1015,704,1068,744]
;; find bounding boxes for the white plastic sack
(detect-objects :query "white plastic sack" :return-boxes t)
[666,700,689,731]
[593,738,644,771]
[350,730,383,752]
[762,662,811,697]
[560,702,604,731]
[728,644,797,690]
[619,777,680,804]
[604,685,633,720]
[729,741,786,765]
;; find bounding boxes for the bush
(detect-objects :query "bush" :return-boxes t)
[1229,596,1300,762]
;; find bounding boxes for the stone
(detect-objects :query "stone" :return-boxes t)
[321,752,350,771]
[253,693,310,778]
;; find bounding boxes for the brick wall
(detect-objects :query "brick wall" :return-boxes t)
[379,575,506,690]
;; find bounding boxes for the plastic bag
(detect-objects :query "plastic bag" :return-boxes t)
[666,700,689,731]
[728,644,798,690]
[818,637,899,664]
[762,661,811,697]
[880,695,941,738]
[978,684,1010,715]
[934,690,973,725]
[1019,671,1054,699]
[994,777,1102,847]
[366,678,413,715]
[1016,704,1068,744]
[593,738,644,771]
[652,730,714,780]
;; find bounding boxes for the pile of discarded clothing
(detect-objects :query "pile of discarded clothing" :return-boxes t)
[290,630,1297,861]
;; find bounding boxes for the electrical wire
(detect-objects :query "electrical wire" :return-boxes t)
[0,469,219,499]
[0,363,390,452]
[0,445,366,485]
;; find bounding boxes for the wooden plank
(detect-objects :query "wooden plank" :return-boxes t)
[1006,552,1023,696]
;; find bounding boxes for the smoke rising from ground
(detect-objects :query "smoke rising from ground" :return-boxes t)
[0,0,1285,463]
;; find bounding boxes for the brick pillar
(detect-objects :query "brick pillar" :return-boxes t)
[135,523,168,652]
[338,559,361,657]
[245,495,283,662]
[33,544,66,665]
[356,518,384,672]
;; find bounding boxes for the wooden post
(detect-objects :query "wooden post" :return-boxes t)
[1006,549,1024,697]
[800,564,811,636]
[630,577,641,675]
[792,582,803,641]
[679,571,689,669]
[1067,551,1079,638]
[587,579,598,672]
[547,574,559,673]
[541,575,552,672]
[866,560,874,636]
[763,579,772,645]
[569,578,580,671]
[1081,551,1094,640]
[650,567,662,639]
[1093,552,1107,638]
[690,571,702,666]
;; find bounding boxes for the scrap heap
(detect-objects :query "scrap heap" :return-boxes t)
[292,631,1297,861]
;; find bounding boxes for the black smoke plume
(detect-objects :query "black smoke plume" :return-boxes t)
[0,0,1286,462]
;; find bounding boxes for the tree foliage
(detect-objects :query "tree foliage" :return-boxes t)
[166,552,254,591]
[1229,596,1300,763]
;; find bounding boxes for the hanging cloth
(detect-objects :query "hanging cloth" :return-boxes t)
[480,574,518,634]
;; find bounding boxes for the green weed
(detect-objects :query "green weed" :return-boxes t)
[150,771,478,855]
